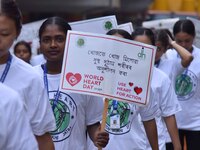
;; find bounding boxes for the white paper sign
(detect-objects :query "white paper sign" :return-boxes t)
[60,31,156,106]
[187,17,200,49]
[142,18,179,33]
[118,22,134,34]
[69,15,118,34]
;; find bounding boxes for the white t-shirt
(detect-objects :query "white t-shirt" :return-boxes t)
[34,65,103,150]
[30,54,46,66]
[166,45,200,130]
[104,97,158,150]
[156,53,184,143]
[156,56,184,86]
[0,55,56,135]
[87,73,159,150]
[0,83,38,150]
[145,67,181,150]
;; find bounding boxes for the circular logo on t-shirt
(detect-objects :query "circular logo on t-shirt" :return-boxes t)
[105,100,134,135]
[175,70,197,101]
[49,91,77,142]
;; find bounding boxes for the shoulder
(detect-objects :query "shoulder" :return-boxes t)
[153,67,169,79]
[165,49,178,59]
[33,64,43,75]
[152,67,171,87]
[192,46,200,58]
[12,55,43,79]
[30,54,46,66]
[0,83,19,98]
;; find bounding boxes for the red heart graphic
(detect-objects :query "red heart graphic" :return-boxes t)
[134,86,142,95]
[66,72,82,86]
[129,82,134,87]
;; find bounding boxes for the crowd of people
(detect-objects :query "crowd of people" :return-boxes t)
[1,0,200,150]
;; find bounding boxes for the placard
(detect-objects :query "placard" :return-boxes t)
[69,15,118,34]
[60,31,156,105]
[118,22,134,34]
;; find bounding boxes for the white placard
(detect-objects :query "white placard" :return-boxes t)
[187,17,200,49]
[69,15,118,34]
[142,18,179,33]
[60,31,156,106]
[118,22,134,34]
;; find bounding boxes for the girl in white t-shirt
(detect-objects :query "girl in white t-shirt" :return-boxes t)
[34,16,109,150]
[0,1,56,149]
[87,29,160,150]
[153,29,193,150]
[166,19,200,150]
[154,29,193,86]
[0,83,38,150]
[132,27,182,150]
[105,29,159,150]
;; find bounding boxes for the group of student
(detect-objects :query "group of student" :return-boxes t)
[0,1,108,150]
[1,0,200,150]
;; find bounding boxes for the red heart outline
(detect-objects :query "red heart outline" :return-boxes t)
[66,72,82,86]
[129,82,134,87]
[134,86,142,95]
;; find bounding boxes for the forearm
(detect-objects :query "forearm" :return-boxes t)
[35,133,55,150]
[171,41,193,67]
[143,119,159,150]
[164,115,181,150]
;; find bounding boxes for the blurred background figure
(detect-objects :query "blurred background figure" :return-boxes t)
[14,40,32,64]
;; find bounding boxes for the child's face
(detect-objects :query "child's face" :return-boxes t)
[14,44,31,63]
[0,15,17,58]
[40,24,66,62]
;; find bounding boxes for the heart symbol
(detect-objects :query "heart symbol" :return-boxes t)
[66,72,82,86]
[134,86,142,95]
[129,82,133,87]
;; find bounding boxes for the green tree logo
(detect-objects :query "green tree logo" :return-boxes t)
[105,99,134,135]
[175,70,197,100]
[49,91,77,142]
[104,21,113,30]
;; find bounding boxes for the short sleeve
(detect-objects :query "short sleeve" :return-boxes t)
[159,78,182,117]
[27,75,56,135]
[139,88,159,121]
